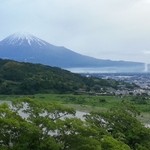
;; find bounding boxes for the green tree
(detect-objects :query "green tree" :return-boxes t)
[101,136,131,150]
[85,102,150,150]
[0,99,150,150]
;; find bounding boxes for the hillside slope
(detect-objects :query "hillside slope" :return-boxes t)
[0,59,136,94]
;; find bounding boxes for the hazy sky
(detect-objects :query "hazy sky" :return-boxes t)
[1,0,150,63]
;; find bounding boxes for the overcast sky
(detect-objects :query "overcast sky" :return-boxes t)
[0,0,150,63]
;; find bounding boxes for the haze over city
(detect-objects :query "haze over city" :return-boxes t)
[1,0,150,63]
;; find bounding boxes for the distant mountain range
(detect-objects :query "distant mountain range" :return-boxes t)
[0,33,145,72]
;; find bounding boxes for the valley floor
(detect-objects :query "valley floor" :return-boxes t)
[0,93,150,125]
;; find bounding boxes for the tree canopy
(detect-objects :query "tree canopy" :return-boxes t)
[0,99,149,150]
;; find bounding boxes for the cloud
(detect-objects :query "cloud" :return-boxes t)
[143,50,150,54]
[0,0,150,63]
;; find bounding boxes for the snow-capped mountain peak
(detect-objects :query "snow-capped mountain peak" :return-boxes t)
[1,33,47,46]
[0,33,145,72]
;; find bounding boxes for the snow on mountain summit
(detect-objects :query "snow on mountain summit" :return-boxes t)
[1,33,47,46]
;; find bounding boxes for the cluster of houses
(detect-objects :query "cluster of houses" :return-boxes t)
[80,73,150,96]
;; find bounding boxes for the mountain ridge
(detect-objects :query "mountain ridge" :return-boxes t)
[0,33,145,71]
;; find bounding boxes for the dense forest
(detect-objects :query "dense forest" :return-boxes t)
[0,99,149,150]
[0,59,136,94]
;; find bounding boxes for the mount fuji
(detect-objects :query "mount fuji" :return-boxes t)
[0,33,145,72]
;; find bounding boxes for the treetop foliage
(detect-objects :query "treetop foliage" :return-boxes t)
[0,99,149,150]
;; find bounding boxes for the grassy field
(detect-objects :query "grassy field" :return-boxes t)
[0,93,150,123]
